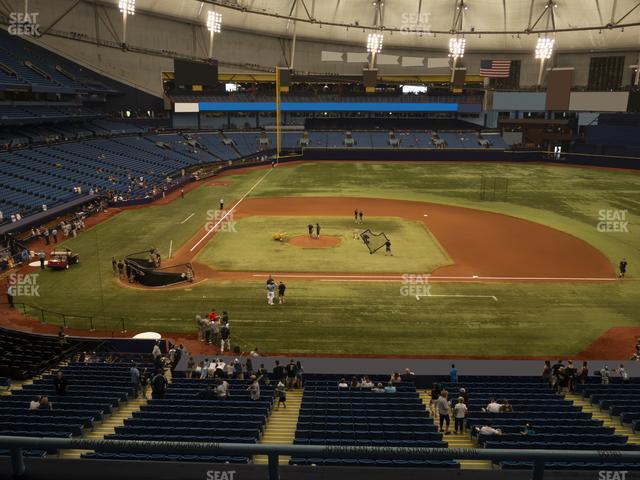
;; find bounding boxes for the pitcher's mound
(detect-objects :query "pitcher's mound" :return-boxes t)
[289,235,341,248]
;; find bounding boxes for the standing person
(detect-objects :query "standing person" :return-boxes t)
[359,210,364,224]
[617,364,630,384]
[267,280,276,305]
[151,369,168,399]
[185,355,195,379]
[43,228,50,246]
[436,390,451,434]
[51,228,58,244]
[247,375,260,400]
[429,383,442,416]
[6,282,14,308]
[600,365,610,385]
[38,251,46,270]
[354,209,358,223]
[152,341,162,361]
[111,256,117,273]
[285,359,297,389]
[385,239,392,256]
[276,380,287,409]
[619,258,628,278]
[140,368,149,399]
[315,222,321,239]
[53,371,68,395]
[453,396,468,434]
[220,318,231,353]
[578,361,589,384]
[130,363,141,398]
[219,198,224,211]
[273,360,285,383]
[278,281,286,304]
[117,260,125,279]
[449,364,458,383]
[180,188,184,199]
[295,360,304,388]
[307,223,313,238]
[542,360,552,385]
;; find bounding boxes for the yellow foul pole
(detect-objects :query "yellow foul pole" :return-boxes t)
[275,67,281,161]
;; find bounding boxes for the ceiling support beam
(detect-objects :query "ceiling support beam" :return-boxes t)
[39,0,82,36]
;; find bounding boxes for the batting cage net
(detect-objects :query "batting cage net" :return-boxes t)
[125,250,194,287]
[359,229,390,254]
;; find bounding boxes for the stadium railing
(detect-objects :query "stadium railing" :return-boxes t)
[2,436,640,479]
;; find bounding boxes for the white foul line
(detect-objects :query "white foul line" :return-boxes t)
[190,168,273,252]
[180,213,195,224]
[252,273,617,282]
[416,293,498,302]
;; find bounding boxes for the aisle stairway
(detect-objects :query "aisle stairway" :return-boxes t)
[567,392,640,445]
[419,390,492,470]
[254,389,303,465]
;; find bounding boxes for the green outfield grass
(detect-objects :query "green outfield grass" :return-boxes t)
[14,161,640,356]
[196,216,451,273]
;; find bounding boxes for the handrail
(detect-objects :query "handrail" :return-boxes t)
[0,436,638,479]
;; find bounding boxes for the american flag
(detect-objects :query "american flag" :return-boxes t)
[480,59,512,78]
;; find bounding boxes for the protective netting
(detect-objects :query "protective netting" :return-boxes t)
[359,229,390,254]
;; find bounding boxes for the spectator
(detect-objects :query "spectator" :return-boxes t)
[578,361,589,384]
[245,357,254,377]
[233,358,243,380]
[350,376,359,388]
[453,396,468,434]
[140,368,149,399]
[152,341,162,360]
[500,399,513,412]
[37,395,50,410]
[401,368,415,382]
[53,371,68,395]
[130,363,141,398]
[29,396,41,410]
[429,383,442,416]
[195,361,204,379]
[384,382,397,394]
[273,360,285,382]
[200,359,210,379]
[285,359,297,388]
[151,369,168,399]
[185,355,195,379]
[600,364,610,385]
[449,364,458,383]
[372,382,385,393]
[276,380,287,409]
[215,378,228,398]
[459,387,469,405]
[360,376,374,388]
[436,390,451,434]
[295,361,304,388]
[338,378,349,388]
[484,398,501,413]
[250,347,260,357]
[565,360,576,392]
[58,326,67,346]
[616,364,630,384]
[258,364,270,385]
[247,375,261,400]
[220,316,231,353]
[479,422,502,436]
[521,423,536,436]
[389,372,402,384]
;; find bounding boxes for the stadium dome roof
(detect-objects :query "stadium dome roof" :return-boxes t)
[136,0,640,52]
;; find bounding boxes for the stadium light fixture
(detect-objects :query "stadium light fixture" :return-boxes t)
[118,0,135,48]
[366,33,383,68]
[535,37,555,87]
[119,0,135,15]
[448,37,466,59]
[535,37,554,60]
[206,11,222,58]
[207,11,222,33]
